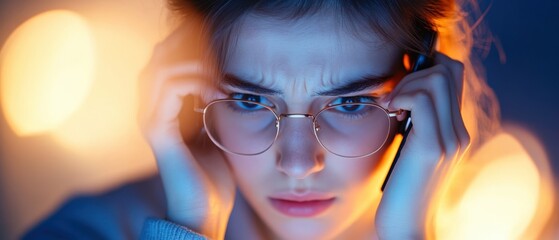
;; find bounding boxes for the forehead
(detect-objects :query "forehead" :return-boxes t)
[223,13,402,90]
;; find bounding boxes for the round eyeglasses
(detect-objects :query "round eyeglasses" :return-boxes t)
[195,99,403,158]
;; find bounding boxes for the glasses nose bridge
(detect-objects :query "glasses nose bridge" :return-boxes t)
[278,113,316,130]
[275,113,321,152]
[276,113,320,141]
[279,113,315,120]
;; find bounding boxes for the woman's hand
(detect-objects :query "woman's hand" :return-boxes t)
[376,53,471,239]
[138,23,235,239]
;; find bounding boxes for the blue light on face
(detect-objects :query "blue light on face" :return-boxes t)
[235,100,263,110]
[330,96,375,113]
[230,93,272,111]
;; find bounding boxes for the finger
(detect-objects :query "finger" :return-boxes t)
[389,72,464,162]
[387,63,455,103]
[435,53,465,108]
[153,134,213,228]
[387,60,467,160]
[144,78,203,145]
[144,77,212,226]
[432,54,470,156]
[407,56,469,158]
[377,54,469,237]
[388,89,444,161]
[385,73,461,187]
[377,91,443,237]
[386,52,463,103]
[138,62,203,125]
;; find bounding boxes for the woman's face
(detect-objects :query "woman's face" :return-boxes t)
[217,13,404,239]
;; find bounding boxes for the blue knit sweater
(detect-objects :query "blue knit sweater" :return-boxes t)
[23,176,206,240]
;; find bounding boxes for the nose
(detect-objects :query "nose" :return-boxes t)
[275,116,324,179]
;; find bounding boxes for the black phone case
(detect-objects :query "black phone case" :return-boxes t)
[380,30,437,191]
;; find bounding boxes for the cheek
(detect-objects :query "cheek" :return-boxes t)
[225,152,277,195]
[330,156,382,198]
[314,155,387,235]
[226,155,264,181]
[335,155,378,179]
[330,131,401,204]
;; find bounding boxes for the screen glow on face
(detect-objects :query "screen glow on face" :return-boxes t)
[216,13,404,239]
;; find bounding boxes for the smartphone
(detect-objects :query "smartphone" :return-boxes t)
[380,30,437,191]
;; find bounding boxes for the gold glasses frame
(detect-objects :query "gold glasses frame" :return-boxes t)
[195,99,403,158]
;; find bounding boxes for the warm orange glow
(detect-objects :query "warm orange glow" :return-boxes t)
[50,17,154,153]
[402,54,411,71]
[373,134,404,191]
[0,2,168,240]
[433,128,555,239]
[0,10,95,136]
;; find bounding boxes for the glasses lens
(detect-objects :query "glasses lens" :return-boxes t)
[315,103,391,158]
[203,100,278,155]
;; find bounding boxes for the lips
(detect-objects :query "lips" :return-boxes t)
[268,192,336,217]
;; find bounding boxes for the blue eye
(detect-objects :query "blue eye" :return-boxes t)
[230,93,272,110]
[330,96,375,112]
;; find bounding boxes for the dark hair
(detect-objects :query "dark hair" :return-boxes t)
[168,0,500,147]
[169,0,453,67]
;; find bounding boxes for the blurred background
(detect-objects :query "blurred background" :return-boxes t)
[0,0,557,239]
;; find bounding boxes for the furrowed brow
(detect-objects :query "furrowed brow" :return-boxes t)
[315,75,392,96]
[222,74,282,95]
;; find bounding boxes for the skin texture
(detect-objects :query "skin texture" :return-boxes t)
[219,14,401,239]
[138,11,469,240]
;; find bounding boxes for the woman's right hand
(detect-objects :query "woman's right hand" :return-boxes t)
[137,22,235,239]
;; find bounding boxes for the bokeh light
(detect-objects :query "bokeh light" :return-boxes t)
[50,14,153,154]
[433,129,555,239]
[1,10,95,136]
[0,2,167,239]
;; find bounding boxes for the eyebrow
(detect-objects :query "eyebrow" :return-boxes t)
[315,75,392,96]
[222,74,282,95]
[222,73,391,96]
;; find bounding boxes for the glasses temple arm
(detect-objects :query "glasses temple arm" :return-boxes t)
[387,109,405,118]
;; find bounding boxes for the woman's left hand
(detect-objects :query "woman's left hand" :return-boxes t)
[375,52,471,239]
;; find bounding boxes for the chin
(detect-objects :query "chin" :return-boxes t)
[253,195,378,239]
[268,218,339,240]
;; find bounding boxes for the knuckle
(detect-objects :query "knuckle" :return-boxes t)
[431,63,447,73]
[159,74,182,93]
[160,78,174,92]
[450,59,465,72]
[414,90,432,103]
[452,61,465,84]
[426,71,447,87]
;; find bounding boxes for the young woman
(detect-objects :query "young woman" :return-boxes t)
[25,0,505,239]
[137,0,499,239]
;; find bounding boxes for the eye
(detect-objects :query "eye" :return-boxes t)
[230,93,273,110]
[329,96,376,112]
